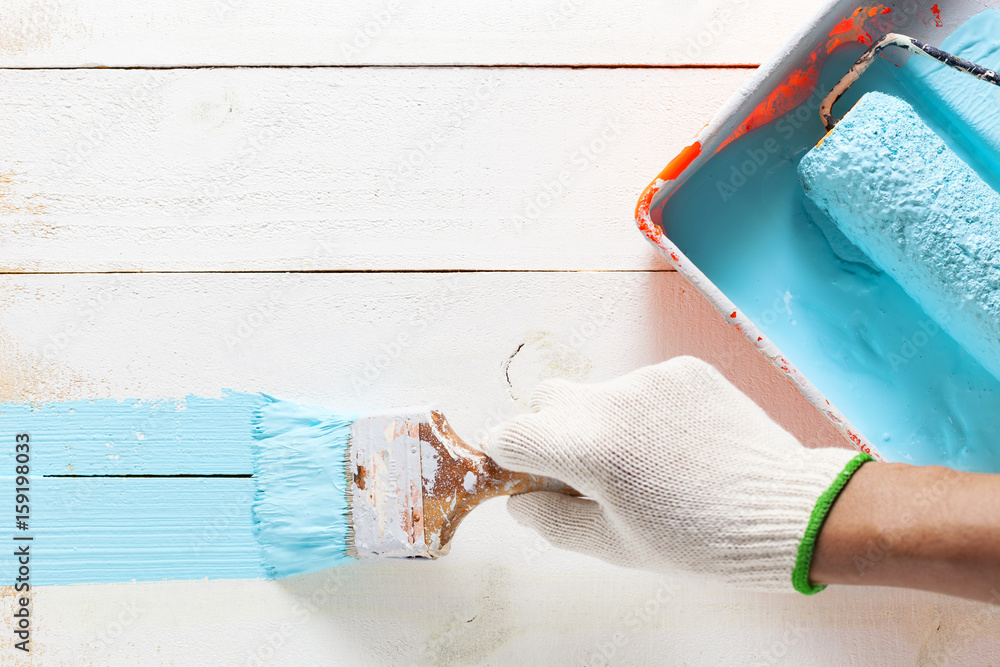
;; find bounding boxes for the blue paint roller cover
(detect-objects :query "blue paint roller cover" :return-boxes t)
[798,91,1000,382]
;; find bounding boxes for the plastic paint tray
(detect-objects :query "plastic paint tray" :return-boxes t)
[636,0,999,462]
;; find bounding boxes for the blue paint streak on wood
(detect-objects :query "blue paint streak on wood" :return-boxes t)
[0,392,272,584]
[0,391,264,476]
[0,477,266,584]
[0,391,366,584]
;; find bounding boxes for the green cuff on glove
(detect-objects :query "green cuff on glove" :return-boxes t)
[792,452,874,595]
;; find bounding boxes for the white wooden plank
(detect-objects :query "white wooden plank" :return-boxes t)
[0,0,827,67]
[0,270,995,665]
[0,67,749,272]
[8,567,1000,665]
[0,272,840,450]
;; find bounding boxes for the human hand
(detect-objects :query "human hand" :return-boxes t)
[480,357,870,593]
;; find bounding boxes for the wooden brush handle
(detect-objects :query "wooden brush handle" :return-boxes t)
[418,411,577,556]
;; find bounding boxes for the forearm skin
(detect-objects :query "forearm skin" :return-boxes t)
[811,462,1000,603]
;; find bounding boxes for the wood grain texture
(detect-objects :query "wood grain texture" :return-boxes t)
[8,563,1000,665]
[0,271,994,664]
[0,67,753,272]
[0,0,827,67]
[0,271,841,451]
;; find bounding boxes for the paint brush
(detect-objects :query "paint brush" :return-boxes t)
[0,391,571,585]
[251,396,574,578]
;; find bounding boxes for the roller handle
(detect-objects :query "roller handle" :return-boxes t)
[820,33,1000,131]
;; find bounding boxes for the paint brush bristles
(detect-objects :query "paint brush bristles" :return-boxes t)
[250,396,359,578]
[252,401,575,573]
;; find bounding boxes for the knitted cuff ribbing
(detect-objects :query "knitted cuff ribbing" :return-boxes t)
[791,452,874,595]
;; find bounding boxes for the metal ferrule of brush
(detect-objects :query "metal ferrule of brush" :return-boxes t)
[820,32,1000,131]
[347,408,431,559]
[346,407,574,560]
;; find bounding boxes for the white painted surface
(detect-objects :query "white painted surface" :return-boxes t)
[0,272,844,453]
[0,0,825,67]
[0,0,997,664]
[0,67,748,272]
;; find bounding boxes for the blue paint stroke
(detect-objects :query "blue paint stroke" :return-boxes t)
[0,391,360,584]
[0,391,263,476]
[0,477,266,584]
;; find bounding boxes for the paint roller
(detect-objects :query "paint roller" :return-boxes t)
[797,33,1000,380]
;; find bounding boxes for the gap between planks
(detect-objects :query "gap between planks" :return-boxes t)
[44,474,253,478]
[0,63,760,71]
[0,269,679,275]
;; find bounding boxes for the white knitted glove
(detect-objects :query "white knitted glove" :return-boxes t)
[480,357,871,594]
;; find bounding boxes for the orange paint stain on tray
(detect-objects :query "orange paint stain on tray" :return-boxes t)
[719,4,892,150]
[661,142,702,180]
[634,180,662,240]
[634,142,702,242]
[635,3,895,243]
[822,6,889,57]
[831,17,857,34]
[931,3,943,27]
